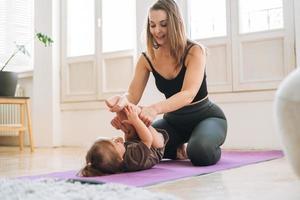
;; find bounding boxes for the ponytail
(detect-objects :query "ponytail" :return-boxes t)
[78,139,124,177]
[78,164,105,177]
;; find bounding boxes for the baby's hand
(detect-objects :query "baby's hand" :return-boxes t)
[122,105,139,124]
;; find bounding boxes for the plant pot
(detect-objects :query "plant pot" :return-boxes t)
[275,67,300,178]
[0,71,18,96]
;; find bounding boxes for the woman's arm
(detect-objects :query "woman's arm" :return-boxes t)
[140,45,206,125]
[107,55,150,112]
[127,55,150,104]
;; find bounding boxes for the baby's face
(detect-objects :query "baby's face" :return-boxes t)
[110,137,126,158]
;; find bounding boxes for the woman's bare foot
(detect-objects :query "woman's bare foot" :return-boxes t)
[176,143,188,160]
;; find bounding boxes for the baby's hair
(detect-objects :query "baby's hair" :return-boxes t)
[79,139,124,177]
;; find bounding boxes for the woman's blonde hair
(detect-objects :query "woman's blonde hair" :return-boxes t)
[79,139,124,177]
[146,0,187,66]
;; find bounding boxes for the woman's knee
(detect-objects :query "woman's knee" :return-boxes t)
[187,141,221,166]
[186,117,227,166]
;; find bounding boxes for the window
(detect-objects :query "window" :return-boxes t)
[67,0,95,57]
[0,0,34,72]
[62,0,136,102]
[239,0,283,33]
[188,0,294,93]
[102,0,135,52]
[189,0,227,40]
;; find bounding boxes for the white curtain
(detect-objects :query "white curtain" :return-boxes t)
[0,0,33,72]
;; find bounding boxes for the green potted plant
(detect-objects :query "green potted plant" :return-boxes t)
[0,32,53,96]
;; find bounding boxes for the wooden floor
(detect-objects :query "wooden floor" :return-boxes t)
[1,146,300,200]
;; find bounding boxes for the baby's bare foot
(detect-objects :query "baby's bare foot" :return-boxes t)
[105,94,128,112]
[105,95,121,108]
[176,143,188,160]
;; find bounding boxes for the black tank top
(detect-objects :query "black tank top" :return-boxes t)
[142,42,208,103]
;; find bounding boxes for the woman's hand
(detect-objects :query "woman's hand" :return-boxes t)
[139,106,158,127]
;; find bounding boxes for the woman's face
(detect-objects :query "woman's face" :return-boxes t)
[149,9,168,47]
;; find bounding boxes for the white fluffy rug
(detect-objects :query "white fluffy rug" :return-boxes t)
[0,178,178,200]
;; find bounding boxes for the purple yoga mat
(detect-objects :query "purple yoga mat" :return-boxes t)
[20,150,283,187]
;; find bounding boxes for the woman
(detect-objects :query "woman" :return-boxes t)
[109,0,227,166]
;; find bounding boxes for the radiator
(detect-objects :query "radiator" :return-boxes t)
[0,85,25,136]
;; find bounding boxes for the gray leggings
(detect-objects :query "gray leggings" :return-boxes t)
[152,98,227,166]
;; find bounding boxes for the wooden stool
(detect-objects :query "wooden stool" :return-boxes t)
[0,97,34,152]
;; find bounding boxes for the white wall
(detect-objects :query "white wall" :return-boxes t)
[219,100,280,149]
[33,0,61,147]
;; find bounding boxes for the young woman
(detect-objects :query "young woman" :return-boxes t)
[109,0,227,166]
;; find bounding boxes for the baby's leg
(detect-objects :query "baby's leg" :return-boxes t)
[105,95,120,108]
[105,94,128,112]
[116,109,127,121]
[116,103,141,124]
